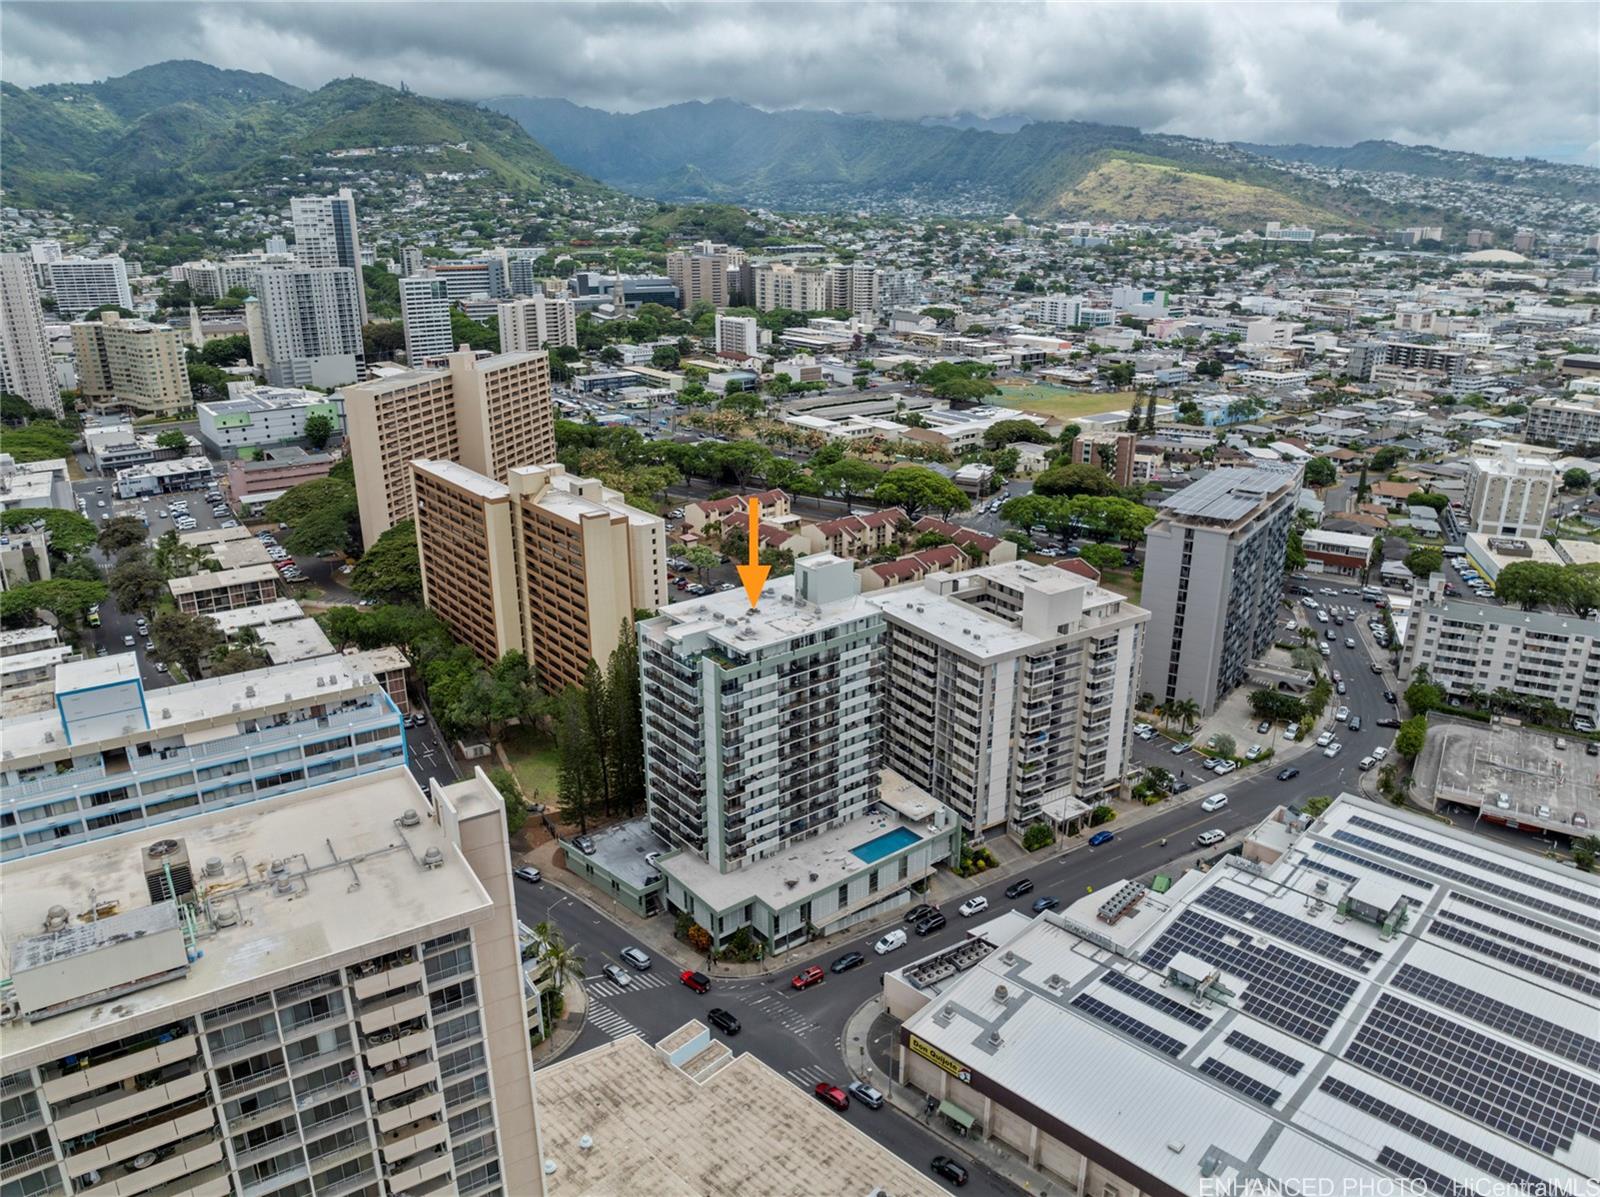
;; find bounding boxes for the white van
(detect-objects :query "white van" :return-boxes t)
[874,929,907,955]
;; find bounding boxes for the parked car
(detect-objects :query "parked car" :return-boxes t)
[1383,690,1398,704]
[931,1156,970,1186]
[1359,756,1376,771]
[1031,896,1060,913]
[830,951,864,974]
[903,904,936,924]
[1196,829,1226,847]
[1284,723,1299,738]
[602,964,631,987]
[1201,793,1229,813]
[620,947,652,971]
[1244,744,1263,761]
[1372,746,1388,760]
[874,930,907,955]
[813,1083,849,1112]
[1277,766,1300,781]
[707,1007,741,1036]
[1256,720,1271,734]
[513,866,541,884]
[1170,742,1191,755]
[1212,760,1238,775]
[1088,830,1115,846]
[1335,705,1350,722]
[679,970,711,994]
[847,1081,884,1110]
[1004,878,1035,899]
[957,896,989,918]
[1324,742,1343,758]
[791,965,825,990]
[914,911,947,936]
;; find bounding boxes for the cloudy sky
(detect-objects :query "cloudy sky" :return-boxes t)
[4,1,1596,163]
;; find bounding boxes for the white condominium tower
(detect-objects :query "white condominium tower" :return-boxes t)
[291,187,368,326]
[44,255,132,319]
[0,252,60,415]
[400,275,454,366]
[250,266,365,388]
[496,295,577,352]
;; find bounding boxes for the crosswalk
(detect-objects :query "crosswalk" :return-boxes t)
[586,1003,643,1041]
[584,972,670,1000]
[784,1062,835,1090]
[745,992,822,1039]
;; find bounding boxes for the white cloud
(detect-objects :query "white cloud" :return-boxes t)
[3,1,1594,162]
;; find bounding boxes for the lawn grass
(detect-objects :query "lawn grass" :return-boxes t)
[501,723,561,806]
[992,383,1138,420]
[1097,567,1144,606]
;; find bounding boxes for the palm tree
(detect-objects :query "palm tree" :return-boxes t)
[1169,698,1200,735]
[542,940,585,991]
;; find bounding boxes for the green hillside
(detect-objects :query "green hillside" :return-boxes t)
[2,61,605,234]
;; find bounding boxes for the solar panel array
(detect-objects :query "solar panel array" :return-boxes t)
[1224,1030,1305,1076]
[1427,918,1600,999]
[1198,1057,1281,1106]
[1390,964,1600,1070]
[1346,994,1600,1153]
[1069,993,1186,1057]
[1331,829,1600,934]
[1098,969,1213,1030]
[1310,841,1434,891]
[1376,1147,1456,1194]
[1347,815,1593,907]
[1319,1076,1544,1188]
[1195,886,1384,972]
[1436,908,1600,977]
[1140,910,1360,1043]
[1450,891,1600,954]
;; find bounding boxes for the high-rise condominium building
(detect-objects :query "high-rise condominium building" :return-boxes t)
[1030,294,1114,330]
[1523,395,1600,451]
[666,244,740,310]
[45,255,132,318]
[0,766,542,1197]
[344,348,553,546]
[290,187,368,326]
[400,275,454,365]
[400,245,426,277]
[251,265,365,388]
[71,311,193,416]
[429,259,509,302]
[0,252,61,416]
[497,296,577,353]
[1140,464,1301,714]
[826,262,879,315]
[411,461,666,685]
[749,263,830,313]
[639,555,959,955]
[1464,441,1555,539]
[714,313,759,357]
[865,562,1148,838]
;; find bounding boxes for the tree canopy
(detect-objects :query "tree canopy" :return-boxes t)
[0,578,106,627]
[872,466,969,521]
[1495,560,1600,614]
[152,611,224,676]
[981,419,1054,450]
[1,508,97,559]
[1303,457,1338,488]
[265,472,361,556]
[350,520,422,604]
[1034,463,1116,498]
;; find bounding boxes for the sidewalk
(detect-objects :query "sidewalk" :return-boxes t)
[528,975,588,1068]
[842,995,1060,1195]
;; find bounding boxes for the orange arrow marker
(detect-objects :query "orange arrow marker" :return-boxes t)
[735,496,771,607]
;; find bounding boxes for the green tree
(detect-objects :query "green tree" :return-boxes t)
[487,767,529,836]
[1211,733,1237,759]
[1286,527,1307,572]
[1564,467,1592,493]
[363,321,407,361]
[981,419,1054,450]
[872,467,969,522]
[1405,547,1443,578]
[97,516,149,557]
[1406,491,1449,512]
[1167,698,1200,733]
[1304,457,1338,487]
[1371,446,1405,472]
[108,555,165,613]
[1404,668,1447,714]
[198,334,252,368]
[1,508,98,560]
[152,610,225,676]
[265,475,360,556]
[303,413,335,450]
[683,545,720,582]
[1301,795,1334,818]
[1035,463,1116,498]
[605,620,645,816]
[349,520,422,604]
[814,459,882,510]
[1248,690,1305,722]
[650,344,681,370]
[186,360,230,402]
[1395,715,1427,760]
[1022,822,1055,851]
[1078,543,1125,571]
[449,308,498,352]
[0,577,106,628]
[155,429,188,452]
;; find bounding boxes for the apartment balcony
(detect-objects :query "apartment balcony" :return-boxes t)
[372,1062,440,1108]
[379,1118,448,1162]
[364,1027,432,1070]
[72,1130,223,1197]
[62,1101,213,1175]
[358,991,430,1037]
[385,1151,452,1192]
[51,1068,208,1142]
[41,1036,200,1105]
[351,958,423,1003]
[317,1166,381,1197]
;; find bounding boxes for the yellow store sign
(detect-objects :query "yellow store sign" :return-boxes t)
[908,1034,973,1084]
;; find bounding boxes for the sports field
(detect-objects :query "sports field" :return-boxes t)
[993,383,1137,419]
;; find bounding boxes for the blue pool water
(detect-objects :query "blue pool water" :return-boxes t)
[851,826,920,863]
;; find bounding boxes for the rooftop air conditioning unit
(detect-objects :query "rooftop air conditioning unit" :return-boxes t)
[144,838,194,903]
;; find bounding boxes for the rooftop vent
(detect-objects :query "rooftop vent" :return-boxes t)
[44,905,70,932]
[543,1162,557,1177]
[1046,973,1063,991]
[274,877,294,896]
[399,809,422,828]
[421,847,445,869]
[161,708,171,719]
[244,685,256,699]
[578,1135,594,1152]
[1001,951,1016,965]
[993,983,1009,1004]
[204,857,224,878]
[213,907,239,929]
[988,1029,1003,1047]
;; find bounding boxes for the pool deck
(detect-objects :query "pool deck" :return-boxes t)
[851,825,921,863]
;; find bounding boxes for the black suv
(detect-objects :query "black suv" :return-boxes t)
[830,951,864,974]
[931,1156,970,1186]
[1004,878,1034,899]
[707,1008,741,1036]
[914,911,947,936]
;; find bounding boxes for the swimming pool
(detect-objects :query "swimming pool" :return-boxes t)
[850,826,920,864]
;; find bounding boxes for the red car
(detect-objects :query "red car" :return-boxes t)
[791,965,824,991]
[813,1082,849,1111]
[679,969,710,994]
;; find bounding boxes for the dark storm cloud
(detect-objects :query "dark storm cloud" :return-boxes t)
[2,1,1594,162]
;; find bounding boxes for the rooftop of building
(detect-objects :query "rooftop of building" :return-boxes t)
[512,463,657,527]
[167,562,280,593]
[659,767,952,914]
[204,383,333,414]
[0,626,62,653]
[899,794,1600,1194]
[1159,463,1301,525]
[255,619,337,664]
[1,651,390,769]
[0,767,493,1066]
[206,599,309,635]
[413,458,510,501]
[576,819,670,891]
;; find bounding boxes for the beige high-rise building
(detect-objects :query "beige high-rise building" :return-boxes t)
[497,296,576,352]
[71,311,193,416]
[666,242,741,310]
[410,460,666,681]
[750,262,830,312]
[0,252,60,416]
[344,347,553,546]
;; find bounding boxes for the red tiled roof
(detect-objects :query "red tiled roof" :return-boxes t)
[1052,558,1101,582]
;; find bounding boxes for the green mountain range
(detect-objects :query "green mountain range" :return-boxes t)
[486,96,1460,229]
[2,61,603,235]
[1236,139,1598,201]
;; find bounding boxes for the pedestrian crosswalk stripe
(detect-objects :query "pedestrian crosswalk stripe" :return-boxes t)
[785,1063,831,1088]
[584,974,669,999]
[587,1004,642,1041]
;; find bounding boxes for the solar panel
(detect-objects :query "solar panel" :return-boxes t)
[1310,842,1435,891]
[1098,970,1213,1030]
[1347,994,1600,1154]
[1347,816,1594,907]
[1195,886,1384,971]
[1319,1076,1544,1188]
[1436,908,1599,976]
[1224,1030,1305,1076]
[1070,993,1186,1057]
[1198,1057,1281,1106]
[1140,910,1359,1044]
[1390,964,1600,1070]
[1448,891,1600,956]
[1376,1147,1455,1194]
[1427,918,1600,999]
[1331,829,1600,933]
[1301,858,1358,885]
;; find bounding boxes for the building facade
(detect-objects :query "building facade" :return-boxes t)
[666,245,737,310]
[44,255,132,318]
[72,312,194,416]
[866,562,1147,838]
[714,314,760,358]
[0,252,61,416]
[400,275,454,366]
[412,460,522,667]
[1524,395,1600,451]
[290,187,368,326]
[197,385,346,456]
[1140,464,1301,714]
[344,348,554,546]
[497,296,577,353]
[1464,442,1555,539]
[251,265,365,388]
